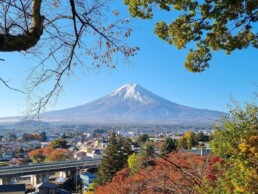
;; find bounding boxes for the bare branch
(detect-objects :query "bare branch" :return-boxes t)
[0,77,24,93]
[0,0,138,115]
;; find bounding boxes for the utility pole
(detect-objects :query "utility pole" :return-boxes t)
[75,167,80,194]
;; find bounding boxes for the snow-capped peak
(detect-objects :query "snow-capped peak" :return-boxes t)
[37,83,223,125]
[110,84,153,103]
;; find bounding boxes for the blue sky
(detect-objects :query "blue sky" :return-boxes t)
[0,1,257,117]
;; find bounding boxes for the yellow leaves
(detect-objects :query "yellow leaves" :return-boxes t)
[233,166,258,193]
[207,103,258,194]
[236,162,244,170]
[238,136,258,156]
[238,142,249,153]
[235,185,247,193]
[174,39,186,49]
[247,168,257,179]
[173,4,181,10]
[184,131,192,138]
[84,192,94,194]
[249,146,258,155]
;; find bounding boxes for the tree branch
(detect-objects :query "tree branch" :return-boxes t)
[0,0,44,52]
[0,77,24,93]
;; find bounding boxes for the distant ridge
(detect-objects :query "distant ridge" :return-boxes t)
[33,83,224,125]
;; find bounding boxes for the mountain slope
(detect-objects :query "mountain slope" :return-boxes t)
[41,84,224,124]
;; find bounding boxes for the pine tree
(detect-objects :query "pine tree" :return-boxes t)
[39,131,47,141]
[120,137,133,165]
[95,133,132,185]
[138,141,156,167]
[160,137,177,157]
[136,134,150,146]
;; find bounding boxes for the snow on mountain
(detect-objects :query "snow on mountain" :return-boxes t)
[110,84,154,103]
[40,83,224,125]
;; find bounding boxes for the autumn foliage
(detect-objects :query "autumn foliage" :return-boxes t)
[28,148,45,163]
[94,103,258,193]
[45,149,69,162]
[95,153,219,194]
[28,146,70,163]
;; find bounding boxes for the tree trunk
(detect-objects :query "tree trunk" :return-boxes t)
[0,0,44,52]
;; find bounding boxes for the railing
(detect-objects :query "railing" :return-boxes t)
[0,158,101,177]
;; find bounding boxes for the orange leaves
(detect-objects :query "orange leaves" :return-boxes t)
[28,148,44,163]
[28,146,70,163]
[42,146,53,156]
[46,149,69,162]
[95,153,215,194]
[28,148,43,158]
[238,136,258,154]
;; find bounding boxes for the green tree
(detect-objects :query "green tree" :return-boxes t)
[138,141,156,167]
[177,132,198,150]
[8,133,17,142]
[15,147,25,158]
[119,137,133,165]
[22,133,29,142]
[160,137,177,157]
[204,102,258,193]
[124,0,258,72]
[185,131,198,150]
[136,134,150,146]
[196,132,210,142]
[177,136,187,150]
[50,138,70,149]
[39,131,47,142]
[141,141,155,158]
[96,133,132,185]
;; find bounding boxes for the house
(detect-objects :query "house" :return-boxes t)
[100,140,108,148]
[73,151,90,160]
[18,143,33,151]
[47,135,60,142]
[8,158,24,166]
[3,151,13,160]
[93,149,102,155]
[0,184,26,194]
[86,149,102,159]
[38,182,70,194]
[80,146,93,154]
[28,141,41,149]
[38,182,59,194]
[84,140,93,147]
[41,142,50,148]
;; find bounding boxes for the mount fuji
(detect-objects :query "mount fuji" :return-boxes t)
[38,84,224,125]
